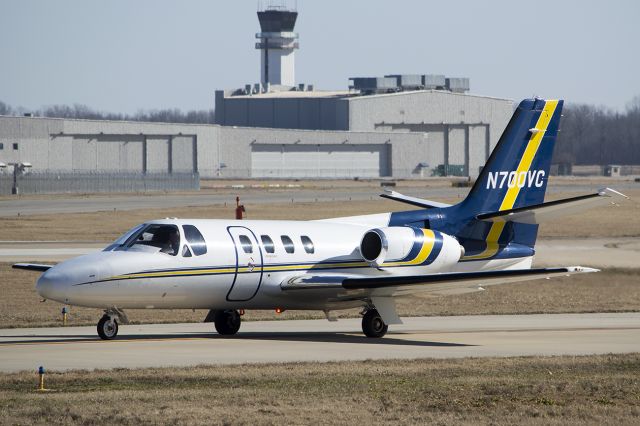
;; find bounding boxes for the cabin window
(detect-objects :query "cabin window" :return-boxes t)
[281,235,294,254]
[183,225,207,256]
[301,236,314,254]
[125,224,180,256]
[239,235,253,254]
[261,235,275,253]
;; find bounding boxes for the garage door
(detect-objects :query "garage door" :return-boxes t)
[252,144,390,178]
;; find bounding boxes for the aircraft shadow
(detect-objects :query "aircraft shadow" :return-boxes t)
[0,331,474,347]
[221,332,474,347]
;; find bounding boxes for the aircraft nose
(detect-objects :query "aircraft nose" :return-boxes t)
[36,268,69,303]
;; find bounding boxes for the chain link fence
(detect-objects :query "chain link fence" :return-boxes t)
[0,171,200,195]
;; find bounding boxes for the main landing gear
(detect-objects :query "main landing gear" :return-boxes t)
[361,309,388,338]
[213,309,242,336]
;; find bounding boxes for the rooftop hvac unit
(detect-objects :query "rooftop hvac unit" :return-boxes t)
[445,77,470,93]
[385,74,423,90]
[350,77,398,94]
[422,74,446,89]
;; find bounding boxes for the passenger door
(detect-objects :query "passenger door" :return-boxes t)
[226,226,264,301]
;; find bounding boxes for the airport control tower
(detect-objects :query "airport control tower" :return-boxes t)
[255,5,299,87]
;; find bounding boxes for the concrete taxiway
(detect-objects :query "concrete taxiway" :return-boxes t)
[0,313,638,372]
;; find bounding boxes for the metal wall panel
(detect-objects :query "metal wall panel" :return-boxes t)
[469,125,488,178]
[121,139,143,171]
[224,99,249,127]
[96,140,120,171]
[274,99,300,128]
[448,127,466,166]
[251,143,388,178]
[248,99,274,128]
[72,138,97,170]
[146,138,169,172]
[298,99,320,129]
[171,136,195,172]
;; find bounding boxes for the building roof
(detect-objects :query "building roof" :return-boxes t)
[229,90,351,99]
[226,88,512,102]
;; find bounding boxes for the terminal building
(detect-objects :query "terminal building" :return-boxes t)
[0,5,514,191]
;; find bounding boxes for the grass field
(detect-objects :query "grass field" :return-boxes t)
[1,354,638,425]
[4,262,639,329]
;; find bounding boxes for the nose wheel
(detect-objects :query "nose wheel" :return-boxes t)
[214,310,242,336]
[362,309,388,338]
[97,315,119,340]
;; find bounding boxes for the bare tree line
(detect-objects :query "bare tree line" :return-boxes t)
[0,101,215,124]
[2,97,639,165]
[555,96,640,165]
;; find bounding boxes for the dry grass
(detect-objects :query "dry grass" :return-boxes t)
[0,354,638,425]
[4,263,639,329]
[538,189,640,238]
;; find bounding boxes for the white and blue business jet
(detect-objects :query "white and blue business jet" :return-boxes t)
[14,98,628,340]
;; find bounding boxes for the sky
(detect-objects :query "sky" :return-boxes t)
[1,0,638,113]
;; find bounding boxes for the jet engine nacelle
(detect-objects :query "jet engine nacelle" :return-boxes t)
[359,226,463,272]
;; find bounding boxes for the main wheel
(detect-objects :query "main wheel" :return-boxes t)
[362,309,388,338]
[214,310,241,336]
[97,315,118,340]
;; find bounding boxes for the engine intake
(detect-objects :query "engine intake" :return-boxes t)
[359,226,462,270]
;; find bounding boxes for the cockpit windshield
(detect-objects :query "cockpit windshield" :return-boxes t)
[105,224,181,256]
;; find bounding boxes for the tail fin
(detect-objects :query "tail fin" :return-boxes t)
[454,98,563,250]
[463,98,563,214]
[387,98,564,253]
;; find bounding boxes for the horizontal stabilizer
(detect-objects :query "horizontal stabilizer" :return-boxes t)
[12,263,54,272]
[281,267,597,297]
[380,190,451,209]
[476,188,628,224]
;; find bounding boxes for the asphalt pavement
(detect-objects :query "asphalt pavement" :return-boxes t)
[0,313,638,372]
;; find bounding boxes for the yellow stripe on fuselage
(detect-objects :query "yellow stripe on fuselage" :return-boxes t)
[461,221,506,261]
[100,230,438,283]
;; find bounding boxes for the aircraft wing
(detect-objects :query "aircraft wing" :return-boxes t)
[380,190,451,209]
[12,263,54,272]
[476,188,628,224]
[281,266,597,297]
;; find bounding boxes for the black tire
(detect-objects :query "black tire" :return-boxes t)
[97,315,118,340]
[214,310,241,336]
[362,309,388,338]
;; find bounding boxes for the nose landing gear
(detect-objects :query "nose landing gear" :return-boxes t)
[97,308,128,340]
[97,315,118,340]
[361,309,388,338]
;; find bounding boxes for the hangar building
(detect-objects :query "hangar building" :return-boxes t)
[215,88,512,178]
